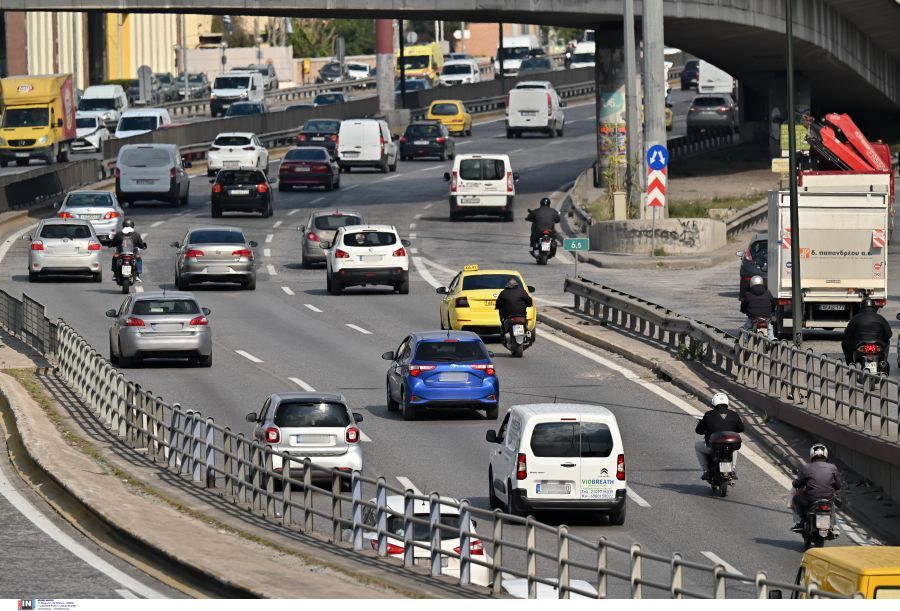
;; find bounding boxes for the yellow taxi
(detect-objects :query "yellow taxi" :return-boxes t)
[775,546,900,599]
[641,103,674,131]
[437,265,536,334]
[426,100,472,137]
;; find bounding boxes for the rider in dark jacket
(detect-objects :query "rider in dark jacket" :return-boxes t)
[740,276,776,340]
[525,197,561,250]
[695,392,745,480]
[108,220,147,278]
[495,277,533,324]
[791,443,843,532]
[841,298,891,363]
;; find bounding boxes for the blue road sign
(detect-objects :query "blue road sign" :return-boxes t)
[646,144,669,171]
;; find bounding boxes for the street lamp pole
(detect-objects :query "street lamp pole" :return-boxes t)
[786,0,803,344]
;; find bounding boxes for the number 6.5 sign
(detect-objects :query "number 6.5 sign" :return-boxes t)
[563,238,589,251]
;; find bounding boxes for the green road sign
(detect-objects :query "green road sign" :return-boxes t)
[563,237,589,252]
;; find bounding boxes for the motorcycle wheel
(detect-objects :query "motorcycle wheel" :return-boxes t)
[718,483,728,498]
[512,343,524,358]
[537,253,548,265]
[120,276,132,294]
[809,532,825,548]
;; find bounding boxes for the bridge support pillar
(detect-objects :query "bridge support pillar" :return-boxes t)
[375,19,395,114]
[766,74,810,158]
[593,38,628,198]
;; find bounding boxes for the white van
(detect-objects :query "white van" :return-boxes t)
[115,143,191,206]
[506,86,565,138]
[443,154,518,222]
[570,41,596,69]
[336,119,398,173]
[78,85,129,126]
[114,108,172,139]
[439,59,481,86]
[494,34,542,77]
[210,72,265,117]
[486,404,627,523]
[697,60,736,95]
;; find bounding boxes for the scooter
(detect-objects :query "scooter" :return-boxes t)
[531,230,557,266]
[114,250,137,294]
[799,497,839,549]
[853,341,889,390]
[706,431,742,498]
[752,317,771,338]
[501,316,534,358]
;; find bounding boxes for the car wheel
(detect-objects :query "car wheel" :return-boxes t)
[301,253,312,269]
[328,274,342,295]
[488,468,502,509]
[198,353,212,368]
[27,271,38,283]
[401,390,418,421]
[92,271,103,283]
[389,158,398,172]
[243,274,257,290]
[211,205,221,218]
[609,504,626,526]
[439,151,446,162]
[449,208,460,222]
[485,404,499,420]
[503,209,514,223]
[278,183,289,192]
[109,339,119,365]
[548,126,556,139]
[118,343,134,368]
[385,379,399,412]
[380,159,389,173]
[334,175,341,189]
[325,178,334,192]
[343,166,351,173]
[176,275,190,291]
[0,161,7,168]
[505,480,522,516]
[505,128,513,139]
[557,124,564,137]
[396,274,410,295]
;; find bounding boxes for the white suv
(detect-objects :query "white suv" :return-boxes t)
[207,132,269,177]
[324,225,410,295]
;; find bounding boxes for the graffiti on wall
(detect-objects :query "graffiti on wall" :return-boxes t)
[622,219,702,248]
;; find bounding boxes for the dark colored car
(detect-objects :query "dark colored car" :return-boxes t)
[317,62,348,84]
[518,57,554,75]
[210,169,273,218]
[395,78,432,95]
[738,232,768,298]
[225,101,268,117]
[686,95,738,136]
[296,119,341,156]
[278,147,340,192]
[103,78,160,106]
[313,92,348,107]
[399,122,454,161]
[176,73,211,99]
[681,59,699,91]
[154,72,179,102]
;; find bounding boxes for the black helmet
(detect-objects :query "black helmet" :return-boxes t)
[862,297,875,310]
[540,197,551,207]
[122,218,135,229]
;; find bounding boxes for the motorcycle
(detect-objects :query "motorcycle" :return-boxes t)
[564,51,572,69]
[501,315,534,358]
[114,250,137,294]
[853,341,889,390]
[799,497,839,548]
[705,431,742,498]
[531,230,557,266]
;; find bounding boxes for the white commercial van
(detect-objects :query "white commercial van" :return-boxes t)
[439,59,481,86]
[78,85,129,126]
[210,72,265,117]
[494,35,541,77]
[506,86,565,138]
[336,119,398,173]
[443,154,518,222]
[114,108,172,139]
[487,404,627,523]
[570,41,596,69]
[115,143,191,206]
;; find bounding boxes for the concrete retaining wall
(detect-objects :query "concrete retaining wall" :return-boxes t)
[589,218,726,254]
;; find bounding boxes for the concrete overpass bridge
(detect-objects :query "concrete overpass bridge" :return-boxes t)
[1,0,897,115]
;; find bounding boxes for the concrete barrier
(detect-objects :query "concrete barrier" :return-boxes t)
[588,217,726,254]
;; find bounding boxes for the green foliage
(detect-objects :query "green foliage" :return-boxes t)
[668,193,766,219]
[289,19,376,58]
[553,28,583,45]
[652,247,668,257]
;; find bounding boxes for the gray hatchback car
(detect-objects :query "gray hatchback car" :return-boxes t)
[686,95,738,136]
[172,226,258,290]
[298,209,364,268]
[106,291,212,367]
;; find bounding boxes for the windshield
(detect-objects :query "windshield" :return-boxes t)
[441,64,472,75]
[76,117,99,129]
[213,136,251,147]
[398,80,428,92]
[571,53,594,64]
[430,103,459,116]
[498,47,530,60]
[132,299,200,315]
[458,158,506,181]
[2,108,49,128]
[320,64,342,76]
[400,55,430,70]
[64,193,113,208]
[118,116,159,132]
[414,340,488,363]
[188,230,246,245]
[274,401,350,427]
[119,148,172,167]
[405,124,441,138]
[342,231,397,247]
[226,104,262,116]
[156,74,173,84]
[313,215,361,230]
[461,274,516,290]
[285,148,328,161]
[79,98,116,111]
[177,74,205,84]
[314,94,343,105]
[304,120,340,133]
[218,170,266,185]
[214,76,250,90]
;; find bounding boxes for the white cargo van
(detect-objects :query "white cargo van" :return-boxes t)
[494,35,541,77]
[570,41,596,69]
[336,119,398,173]
[114,108,172,139]
[486,403,627,523]
[506,86,565,138]
[697,60,735,95]
[210,72,265,117]
[115,143,191,206]
[443,154,518,222]
[78,85,129,126]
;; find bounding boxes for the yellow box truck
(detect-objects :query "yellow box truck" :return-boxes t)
[0,74,77,167]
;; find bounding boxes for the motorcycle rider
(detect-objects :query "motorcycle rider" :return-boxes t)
[791,443,843,533]
[525,197,561,254]
[694,392,745,481]
[841,297,891,364]
[108,219,147,281]
[740,275,776,341]
[495,277,533,334]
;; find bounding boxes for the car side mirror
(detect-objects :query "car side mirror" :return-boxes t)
[53,202,60,209]
[401,239,411,247]
[248,240,258,248]
[488,351,495,358]
[528,285,536,293]
[485,430,499,444]
[269,176,277,184]
[298,225,306,232]
[201,307,211,316]
[443,172,451,182]
[170,241,179,248]
[436,287,448,294]
[391,134,399,141]
[105,309,117,318]
[21,235,31,241]
[736,251,744,257]
[57,118,63,127]
[560,101,567,108]
[381,351,395,360]
[209,178,215,184]
[767,591,783,599]
[320,241,332,249]
[513,172,520,182]
[245,412,258,423]
[352,412,364,423]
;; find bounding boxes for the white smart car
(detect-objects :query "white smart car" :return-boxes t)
[207,132,270,177]
[323,224,410,295]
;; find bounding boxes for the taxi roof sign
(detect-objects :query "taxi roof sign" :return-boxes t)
[463,264,479,272]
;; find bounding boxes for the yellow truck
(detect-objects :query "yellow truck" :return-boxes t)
[395,42,443,85]
[0,74,77,167]
[771,546,900,599]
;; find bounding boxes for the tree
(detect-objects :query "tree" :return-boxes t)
[289,19,376,58]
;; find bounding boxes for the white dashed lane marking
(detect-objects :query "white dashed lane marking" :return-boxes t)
[287,209,299,216]
[304,304,323,313]
[346,324,372,335]
[266,264,277,276]
[701,552,742,576]
[289,377,316,391]
[273,221,282,228]
[235,350,264,363]
[396,477,422,494]
[312,197,325,203]
[281,287,295,296]
[265,234,274,243]
[151,220,164,228]
[263,248,271,257]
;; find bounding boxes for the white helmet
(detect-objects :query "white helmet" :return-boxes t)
[711,392,729,408]
[121,227,134,236]
[750,275,764,287]
[810,443,828,461]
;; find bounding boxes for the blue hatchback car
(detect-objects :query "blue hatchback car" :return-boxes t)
[383,331,499,421]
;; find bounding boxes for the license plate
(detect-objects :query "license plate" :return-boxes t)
[342,151,359,156]
[223,160,240,168]
[719,461,732,473]
[414,140,429,145]
[459,197,480,204]
[80,214,101,220]
[294,167,311,172]
[312,136,325,141]
[207,266,231,274]
[521,111,538,116]
[293,434,331,444]
[866,362,878,374]
[359,255,382,262]
[229,189,250,195]
[120,265,132,276]
[136,179,156,185]
[152,323,182,332]
[513,325,525,337]
[483,300,496,306]
[15,153,30,158]
[536,482,571,495]
[815,514,831,530]
[439,372,468,382]
[541,241,552,251]
[816,304,846,311]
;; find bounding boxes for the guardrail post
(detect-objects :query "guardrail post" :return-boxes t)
[250,443,261,511]
[191,413,202,482]
[597,537,608,598]
[303,458,313,532]
[630,543,643,599]
[282,455,292,526]
[557,525,569,599]
[714,565,727,598]
[526,516,537,599]
[670,553,683,599]
[458,500,471,586]
[755,571,768,599]
[167,404,181,470]
[224,429,233,498]
[491,510,503,595]
[180,410,193,476]
[331,470,342,542]
[154,400,166,462]
[351,471,363,551]
[264,448,275,517]
[235,433,247,504]
[204,417,215,488]
[375,477,387,556]
[429,492,443,578]
[403,491,415,568]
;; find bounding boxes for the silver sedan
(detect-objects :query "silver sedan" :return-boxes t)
[299,208,363,268]
[172,226,258,290]
[57,190,124,244]
[107,291,212,367]
[25,218,102,282]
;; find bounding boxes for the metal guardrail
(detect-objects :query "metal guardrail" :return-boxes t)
[0,159,108,214]
[668,128,737,160]
[0,288,849,600]
[725,199,768,238]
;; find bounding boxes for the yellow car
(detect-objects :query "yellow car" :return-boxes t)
[641,103,674,131]
[426,100,472,137]
[437,265,536,334]
[777,546,900,599]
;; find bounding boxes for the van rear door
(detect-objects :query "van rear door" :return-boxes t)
[456,157,508,208]
[508,90,551,129]
[340,122,382,163]
[118,146,173,194]
[526,416,582,501]
[578,419,623,501]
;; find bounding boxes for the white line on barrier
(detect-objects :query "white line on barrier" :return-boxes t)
[626,488,651,508]
[346,324,372,335]
[235,350,264,363]
[266,264,277,276]
[396,476,422,495]
[265,234,274,243]
[151,220,164,228]
[701,552,742,576]
[304,304,323,313]
[281,286,295,296]
[289,377,316,391]
[287,209,299,216]
[273,221,282,229]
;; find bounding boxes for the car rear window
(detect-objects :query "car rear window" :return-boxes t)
[214,136,251,147]
[131,299,200,315]
[405,124,442,138]
[119,148,172,167]
[693,97,727,107]
[285,148,328,161]
[76,117,99,129]
[750,240,767,258]
[313,215,361,230]
[342,231,397,247]
[64,193,113,208]
[459,158,506,181]
[430,103,459,116]
[581,422,614,458]
[314,94,343,105]
[530,422,615,458]
[304,120,341,132]
[188,230,245,245]
[274,401,350,427]
[413,340,487,363]
[119,116,159,132]
[461,274,516,290]
[39,224,93,240]
[219,170,266,185]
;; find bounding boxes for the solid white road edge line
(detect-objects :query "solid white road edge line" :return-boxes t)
[409,223,417,230]
[281,286,295,296]
[235,350,264,363]
[304,304,323,313]
[289,377,316,392]
[396,476,422,495]
[312,197,325,203]
[0,224,36,264]
[150,220,164,228]
[287,209,299,216]
[701,551,743,576]
[626,488,651,508]
[134,286,144,293]
[346,324,372,335]
[0,465,163,598]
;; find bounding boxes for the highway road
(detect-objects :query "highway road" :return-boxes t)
[2,91,871,596]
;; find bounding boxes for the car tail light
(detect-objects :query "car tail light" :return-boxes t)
[471,363,495,376]
[306,232,320,242]
[311,164,329,173]
[516,453,527,480]
[778,298,791,305]
[454,540,484,556]
[817,503,832,512]
[265,426,280,443]
[617,454,626,480]
[334,249,350,259]
[379,134,385,157]
[87,241,101,251]
[103,211,120,220]
[716,106,730,113]
[189,315,208,326]
[125,317,145,327]
[297,134,307,142]
[689,106,700,113]
[507,171,514,193]
[455,296,469,308]
[450,171,458,193]
[212,183,223,194]
[392,247,406,257]
[30,241,44,251]
[330,134,338,142]
[243,146,256,151]
[743,248,752,261]
[231,248,252,258]
[209,146,220,151]
[508,316,526,324]
[859,343,881,354]
[409,364,437,377]
[58,211,73,219]
[345,427,360,443]
[370,539,405,555]
[399,136,408,144]
[185,249,205,258]
[170,167,176,180]
[875,299,886,307]
[114,167,121,178]
[547,92,552,112]
[257,183,269,193]
[435,137,446,144]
